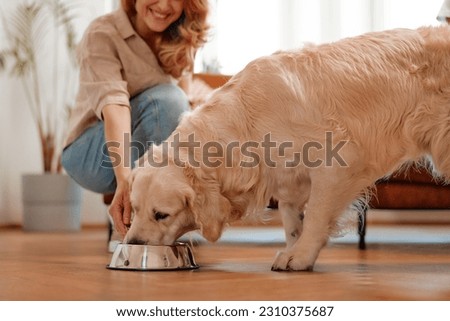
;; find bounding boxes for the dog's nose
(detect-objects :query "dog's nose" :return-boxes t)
[125,237,147,245]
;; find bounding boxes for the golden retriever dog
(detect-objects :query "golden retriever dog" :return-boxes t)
[124,26,450,271]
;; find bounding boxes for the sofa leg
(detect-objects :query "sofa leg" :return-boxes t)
[358,205,367,250]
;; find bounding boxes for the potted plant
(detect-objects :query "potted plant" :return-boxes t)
[0,0,82,231]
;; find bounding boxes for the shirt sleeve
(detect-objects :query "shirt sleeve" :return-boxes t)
[76,28,131,120]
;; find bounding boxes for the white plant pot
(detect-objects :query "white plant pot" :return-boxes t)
[22,173,82,232]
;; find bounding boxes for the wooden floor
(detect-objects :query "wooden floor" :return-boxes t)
[1,225,450,301]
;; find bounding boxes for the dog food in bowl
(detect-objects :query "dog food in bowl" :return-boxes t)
[107,242,198,271]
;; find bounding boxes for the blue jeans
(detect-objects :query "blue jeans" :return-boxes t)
[62,84,189,194]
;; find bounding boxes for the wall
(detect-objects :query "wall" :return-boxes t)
[210,0,444,74]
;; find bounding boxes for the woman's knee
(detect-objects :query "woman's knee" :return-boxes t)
[132,84,189,118]
[131,84,189,143]
[61,127,117,194]
[62,149,116,194]
[157,83,190,108]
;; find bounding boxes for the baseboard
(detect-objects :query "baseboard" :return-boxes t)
[0,223,108,230]
[0,223,21,229]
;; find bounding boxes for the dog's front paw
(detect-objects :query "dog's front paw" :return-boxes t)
[271,251,314,272]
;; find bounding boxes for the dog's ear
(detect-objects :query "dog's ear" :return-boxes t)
[184,167,231,243]
[128,167,146,195]
[194,189,231,243]
[128,168,138,194]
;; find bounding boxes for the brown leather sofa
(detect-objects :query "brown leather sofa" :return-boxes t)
[368,168,450,209]
[358,167,450,249]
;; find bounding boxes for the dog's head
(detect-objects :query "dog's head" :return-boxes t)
[124,162,232,245]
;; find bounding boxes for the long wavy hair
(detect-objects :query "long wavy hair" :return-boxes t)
[121,0,209,78]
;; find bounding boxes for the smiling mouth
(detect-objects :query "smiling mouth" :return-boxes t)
[149,8,170,20]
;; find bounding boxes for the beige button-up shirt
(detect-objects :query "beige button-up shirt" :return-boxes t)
[65,8,173,147]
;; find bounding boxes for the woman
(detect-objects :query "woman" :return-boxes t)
[62,0,209,241]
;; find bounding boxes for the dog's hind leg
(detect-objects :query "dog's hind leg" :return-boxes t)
[272,168,371,271]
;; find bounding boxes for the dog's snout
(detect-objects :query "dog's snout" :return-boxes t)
[125,237,147,245]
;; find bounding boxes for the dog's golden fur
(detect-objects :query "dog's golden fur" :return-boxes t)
[126,26,450,271]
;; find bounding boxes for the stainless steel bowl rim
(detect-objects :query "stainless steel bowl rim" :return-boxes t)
[107,242,199,271]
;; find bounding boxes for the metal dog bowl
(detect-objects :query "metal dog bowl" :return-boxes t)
[107,242,199,271]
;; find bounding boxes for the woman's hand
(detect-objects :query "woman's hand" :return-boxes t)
[109,179,132,236]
